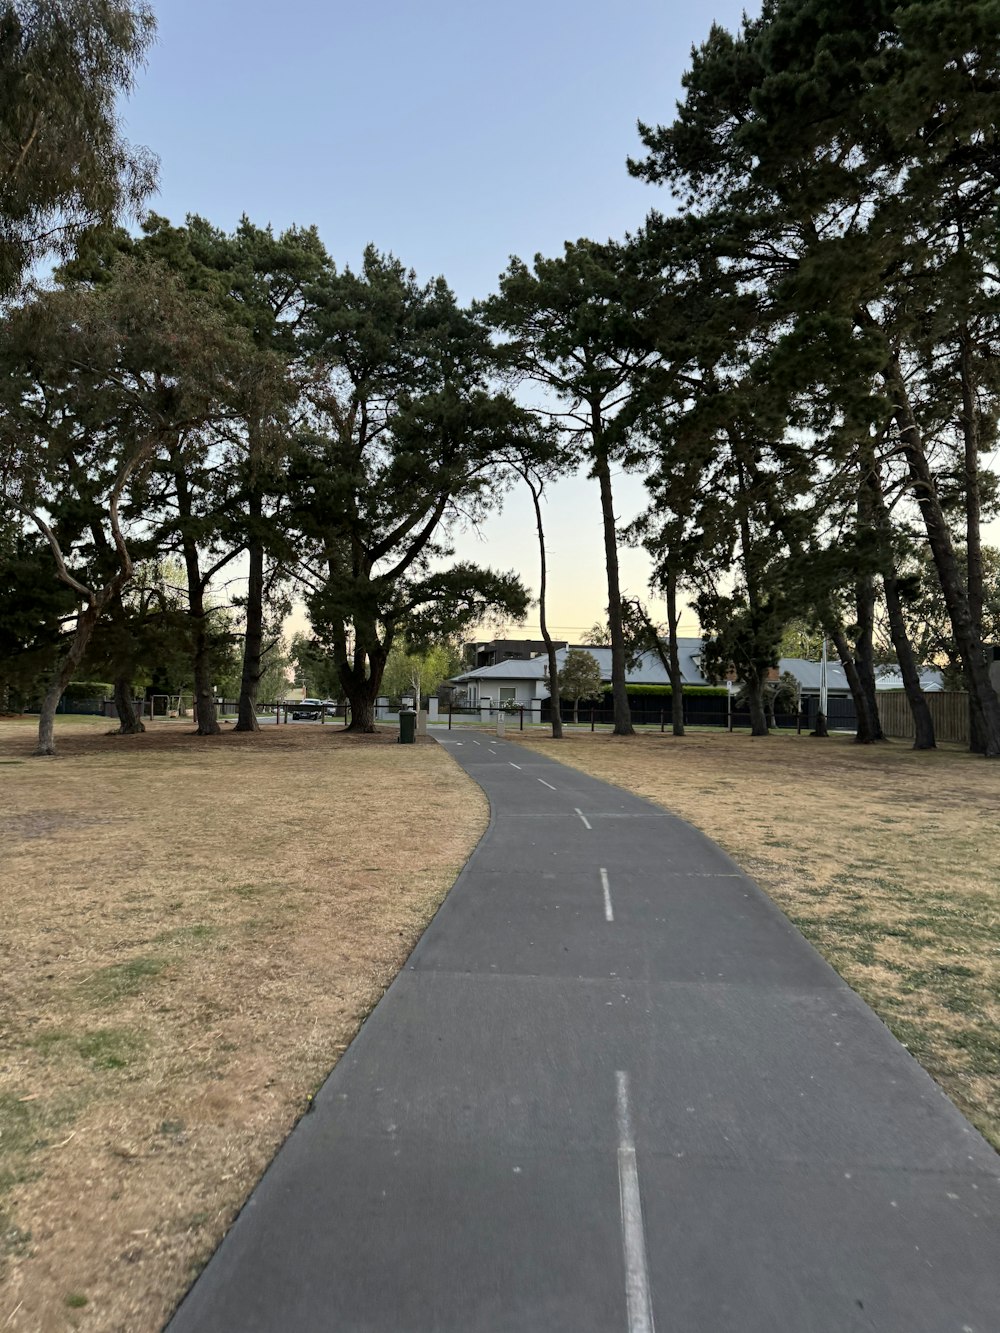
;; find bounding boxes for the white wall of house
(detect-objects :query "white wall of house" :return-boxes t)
[475,679,539,708]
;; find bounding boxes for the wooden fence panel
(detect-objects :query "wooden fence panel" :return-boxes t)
[877,691,969,745]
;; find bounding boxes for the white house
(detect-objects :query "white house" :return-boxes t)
[448,639,712,707]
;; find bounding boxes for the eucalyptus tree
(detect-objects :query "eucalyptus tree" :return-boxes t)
[289,247,530,732]
[630,0,1000,753]
[0,0,156,298]
[484,236,671,737]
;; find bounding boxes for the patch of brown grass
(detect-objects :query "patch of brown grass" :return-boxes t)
[0,719,485,1331]
[511,729,1000,1150]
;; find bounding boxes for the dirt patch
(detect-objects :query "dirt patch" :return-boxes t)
[510,729,1000,1151]
[0,719,485,1331]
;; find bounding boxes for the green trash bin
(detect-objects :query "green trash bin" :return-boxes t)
[398,707,416,744]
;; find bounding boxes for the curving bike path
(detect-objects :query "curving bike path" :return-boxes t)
[169,730,1000,1332]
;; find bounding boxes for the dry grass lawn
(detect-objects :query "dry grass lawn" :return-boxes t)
[0,717,486,1332]
[511,729,1000,1151]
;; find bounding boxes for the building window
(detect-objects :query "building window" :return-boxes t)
[499,687,516,704]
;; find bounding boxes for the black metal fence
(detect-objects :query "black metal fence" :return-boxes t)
[448,696,859,734]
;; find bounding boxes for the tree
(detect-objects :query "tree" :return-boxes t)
[485,236,671,737]
[0,259,241,751]
[550,648,603,725]
[630,0,1000,753]
[0,253,258,749]
[381,640,462,710]
[289,247,530,732]
[0,0,157,297]
[158,214,328,732]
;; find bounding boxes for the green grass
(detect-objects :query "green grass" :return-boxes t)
[81,956,168,1004]
[31,1027,146,1071]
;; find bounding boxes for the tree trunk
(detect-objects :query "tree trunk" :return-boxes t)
[960,322,987,754]
[35,677,63,756]
[192,629,218,735]
[113,674,145,734]
[344,685,377,733]
[866,458,935,749]
[883,571,936,749]
[175,461,220,737]
[339,644,385,735]
[828,621,880,743]
[665,570,685,736]
[234,531,264,732]
[524,470,562,739]
[853,574,884,742]
[886,360,1000,755]
[745,669,769,737]
[573,697,580,725]
[591,423,633,737]
[34,600,101,756]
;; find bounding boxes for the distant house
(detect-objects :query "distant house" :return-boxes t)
[450,643,943,711]
[463,638,566,670]
[874,666,944,692]
[448,639,712,707]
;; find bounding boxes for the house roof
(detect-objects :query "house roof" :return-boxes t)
[450,644,944,697]
[779,657,851,693]
[874,666,944,692]
[450,640,711,688]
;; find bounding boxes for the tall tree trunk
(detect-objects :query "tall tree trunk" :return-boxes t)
[885,360,1000,755]
[234,529,264,732]
[339,638,386,734]
[345,688,376,733]
[113,673,145,734]
[665,570,685,736]
[853,574,884,742]
[883,571,936,749]
[105,588,144,734]
[745,668,768,737]
[867,464,936,749]
[524,470,562,738]
[960,322,987,753]
[192,620,218,735]
[590,415,633,737]
[175,459,220,737]
[828,620,881,743]
[34,600,101,755]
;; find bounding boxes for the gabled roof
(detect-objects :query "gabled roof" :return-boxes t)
[779,657,850,692]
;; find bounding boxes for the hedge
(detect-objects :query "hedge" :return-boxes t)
[598,684,728,699]
[65,680,113,698]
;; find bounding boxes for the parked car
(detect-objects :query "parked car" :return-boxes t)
[290,697,323,719]
[289,698,340,719]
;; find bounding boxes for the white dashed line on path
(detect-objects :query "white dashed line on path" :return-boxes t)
[575,808,592,829]
[537,778,557,790]
[509,762,522,770]
[615,1070,656,1333]
[600,868,614,922]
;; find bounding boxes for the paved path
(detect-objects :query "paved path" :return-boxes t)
[170,732,1000,1332]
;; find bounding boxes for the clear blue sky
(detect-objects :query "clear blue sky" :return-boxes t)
[124,0,761,637]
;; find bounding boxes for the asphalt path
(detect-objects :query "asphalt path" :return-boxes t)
[169,729,1000,1332]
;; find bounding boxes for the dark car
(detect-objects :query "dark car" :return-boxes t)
[290,697,323,719]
